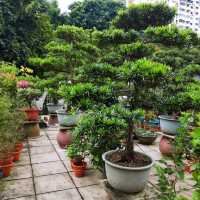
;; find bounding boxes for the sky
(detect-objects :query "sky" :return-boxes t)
[57,0,76,13]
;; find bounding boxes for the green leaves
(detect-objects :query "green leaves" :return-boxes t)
[145,25,199,47]
[120,58,170,81]
[113,3,175,31]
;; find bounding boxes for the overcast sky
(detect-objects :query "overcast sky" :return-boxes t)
[57,0,76,13]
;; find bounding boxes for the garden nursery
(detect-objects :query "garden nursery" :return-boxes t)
[0,0,200,200]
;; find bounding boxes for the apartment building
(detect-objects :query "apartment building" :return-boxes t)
[126,0,200,34]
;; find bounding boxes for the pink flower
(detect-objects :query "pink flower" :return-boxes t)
[17,80,30,89]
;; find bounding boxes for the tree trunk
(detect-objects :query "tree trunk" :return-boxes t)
[126,119,134,155]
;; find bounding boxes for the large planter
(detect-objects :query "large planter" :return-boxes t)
[159,115,180,135]
[102,150,154,193]
[56,109,81,127]
[47,103,64,114]
[57,128,72,149]
[24,108,40,121]
[138,135,157,145]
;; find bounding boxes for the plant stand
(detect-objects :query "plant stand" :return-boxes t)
[48,114,58,125]
[23,121,40,138]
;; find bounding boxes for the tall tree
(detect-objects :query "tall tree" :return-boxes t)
[113,3,176,31]
[68,0,125,30]
[0,0,52,65]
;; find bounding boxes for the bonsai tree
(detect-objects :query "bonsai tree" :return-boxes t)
[63,57,170,192]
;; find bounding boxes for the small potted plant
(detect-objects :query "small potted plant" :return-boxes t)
[135,128,157,145]
[17,83,41,121]
[67,144,87,177]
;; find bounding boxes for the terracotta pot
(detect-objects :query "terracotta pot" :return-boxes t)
[71,160,87,177]
[12,150,21,162]
[57,129,72,149]
[15,143,23,151]
[2,163,13,177]
[159,136,173,156]
[24,108,40,121]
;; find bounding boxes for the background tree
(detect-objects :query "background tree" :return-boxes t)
[68,0,125,30]
[113,3,176,31]
[46,0,69,28]
[0,0,52,65]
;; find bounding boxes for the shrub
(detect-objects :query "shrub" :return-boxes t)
[113,3,175,31]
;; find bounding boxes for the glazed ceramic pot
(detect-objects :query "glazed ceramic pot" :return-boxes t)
[56,109,82,126]
[159,136,173,156]
[102,150,154,193]
[47,103,64,114]
[57,129,72,149]
[159,115,180,135]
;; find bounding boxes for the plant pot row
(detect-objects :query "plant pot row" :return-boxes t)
[0,143,23,177]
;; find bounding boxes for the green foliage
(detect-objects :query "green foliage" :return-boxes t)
[120,58,170,82]
[55,25,88,43]
[58,83,117,111]
[0,0,52,65]
[119,42,154,61]
[29,25,99,76]
[69,105,128,168]
[113,3,175,31]
[68,0,125,30]
[77,63,119,84]
[145,26,199,47]
[92,28,139,46]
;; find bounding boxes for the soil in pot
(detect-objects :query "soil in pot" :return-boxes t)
[107,150,152,168]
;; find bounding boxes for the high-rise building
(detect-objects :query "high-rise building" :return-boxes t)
[126,0,200,34]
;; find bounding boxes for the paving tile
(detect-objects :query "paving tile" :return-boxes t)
[33,161,67,177]
[145,150,162,161]
[4,165,32,181]
[48,134,57,140]
[29,138,51,147]
[70,170,104,187]
[13,196,36,200]
[31,152,59,164]
[50,140,58,145]
[34,173,74,194]
[2,178,34,199]
[15,152,30,166]
[79,185,111,200]
[37,189,81,200]
[30,146,54,155]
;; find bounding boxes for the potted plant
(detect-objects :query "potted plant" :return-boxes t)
[135,128,157,145]
[64,58,170,193]
[17,84,41,121]
[67,144,87,177]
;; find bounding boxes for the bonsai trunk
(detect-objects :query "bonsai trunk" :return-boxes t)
[126,119,134,156]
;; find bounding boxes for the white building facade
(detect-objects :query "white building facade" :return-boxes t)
[126,0,200,34]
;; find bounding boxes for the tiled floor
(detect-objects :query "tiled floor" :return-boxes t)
[0,127,192,200]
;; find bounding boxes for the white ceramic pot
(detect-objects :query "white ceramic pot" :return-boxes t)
[159,115,180,135]
[56,109,81,126]
[102,150,154,193]
[47,103,64,114]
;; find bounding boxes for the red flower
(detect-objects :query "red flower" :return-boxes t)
[17,80,30,89]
